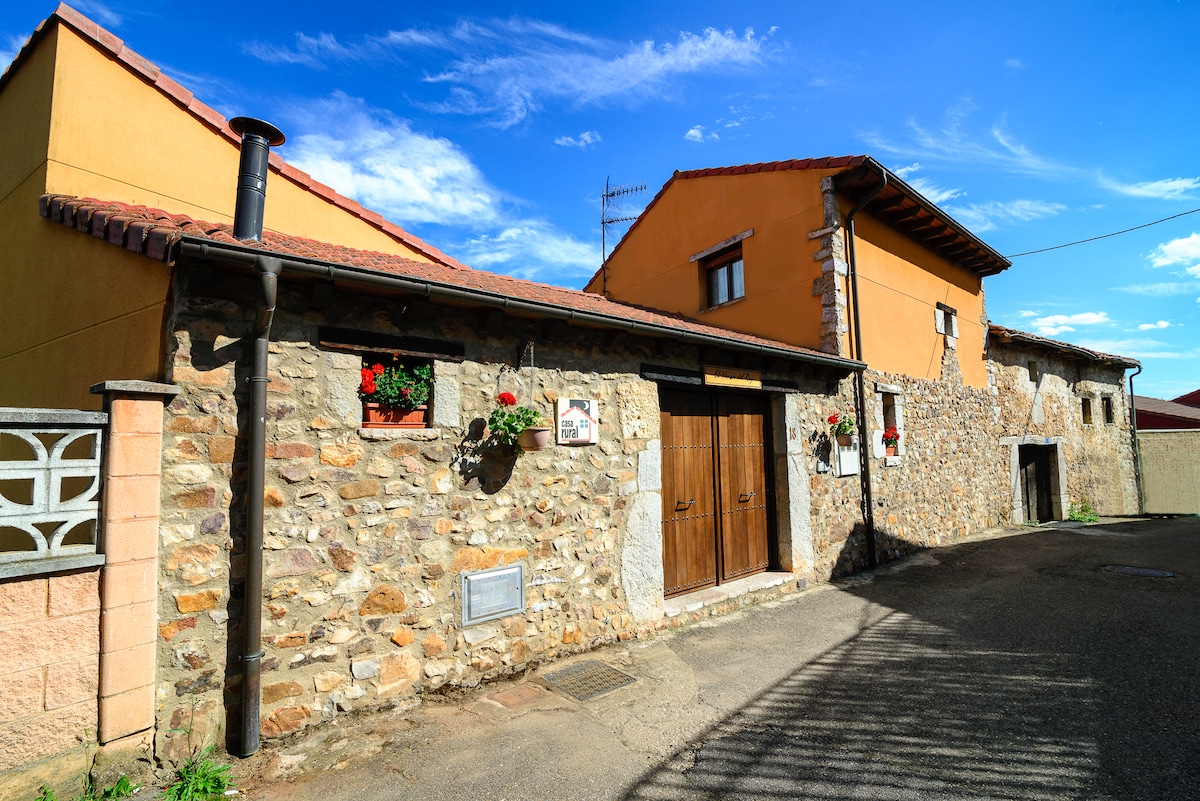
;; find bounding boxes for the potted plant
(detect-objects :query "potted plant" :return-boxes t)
[828,412,855,446]
[488,392,552,451]
[359,358,432,428]
[883,425,900,456]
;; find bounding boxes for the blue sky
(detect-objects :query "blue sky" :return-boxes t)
[5,0,1199,398]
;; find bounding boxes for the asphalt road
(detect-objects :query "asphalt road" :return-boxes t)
[245,516,1200,801]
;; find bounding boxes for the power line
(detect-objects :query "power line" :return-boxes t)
[1006,205,1200,258]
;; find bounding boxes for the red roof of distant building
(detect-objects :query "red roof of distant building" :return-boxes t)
[1171,388,1200,407]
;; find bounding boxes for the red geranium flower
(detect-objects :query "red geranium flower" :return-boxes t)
[497,392,517,407]
[372,363,385,375]
[827,414,839,425]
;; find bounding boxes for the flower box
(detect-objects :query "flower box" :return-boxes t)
[362,403,427,428]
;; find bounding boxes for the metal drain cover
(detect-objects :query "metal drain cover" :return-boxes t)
[1103,565,1175,578]
[542,660,636,701]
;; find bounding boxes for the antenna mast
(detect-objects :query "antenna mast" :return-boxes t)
[601,176,645,295]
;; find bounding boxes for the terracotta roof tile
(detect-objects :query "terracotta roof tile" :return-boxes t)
[3,4,467,272]
[39,194,859,370]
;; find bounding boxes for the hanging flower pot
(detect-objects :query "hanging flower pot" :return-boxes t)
[517,426,553,452]
[885,445,898,456]
[836,433,854,447]
[362,403,427,428]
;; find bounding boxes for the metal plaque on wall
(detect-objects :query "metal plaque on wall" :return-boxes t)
[461,563,525,626]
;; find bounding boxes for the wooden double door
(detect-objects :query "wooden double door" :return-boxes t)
[660,389,772,598]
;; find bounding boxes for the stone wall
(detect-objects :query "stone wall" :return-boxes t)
[989,341,1138,516]
[0,570,100,799]
[1138,430,1200,514]
[154,275,698,755]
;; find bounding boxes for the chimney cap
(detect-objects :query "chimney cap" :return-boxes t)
[230,116,285,147]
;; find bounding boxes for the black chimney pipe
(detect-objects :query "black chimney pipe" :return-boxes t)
[229,117,285,242]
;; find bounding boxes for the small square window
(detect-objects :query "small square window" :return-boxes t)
[934,303,958,342]
[1102,396,1114,425]
[1028,361,1039,382]
[704,248,744,309]
[1082,397,1093,425]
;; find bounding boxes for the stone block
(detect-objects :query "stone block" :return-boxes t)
[0,576,47,625]
[104,475,162,522]
[47,570,100,617]
[260,705,309,739]
[101,518,158,564]
[105,433,164,477]
[0,667,44,724]
[1,699,95,765]
[0,611,99,675]
[262,680,304,704]
[45,654,99,710]
[101,560,157,609]
[207,435,237,464]
[100,600,155,653]
[175,589,221,613]
[99,683,154,743]
[98,642,154,698]
[108,398,166,436]
[0,743,91,801]
[313,670,345,693]
[377,652,420,698]
[358,585,406,615]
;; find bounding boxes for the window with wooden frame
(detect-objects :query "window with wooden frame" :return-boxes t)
[934,302,959,347]
[1102,395,1114,425]
[1081,397,1093,425]
[704,247,745,309]
[689,229,752,312]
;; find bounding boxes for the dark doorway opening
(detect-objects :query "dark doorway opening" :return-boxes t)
[1018,444,1057,523]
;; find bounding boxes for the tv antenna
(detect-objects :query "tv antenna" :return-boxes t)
[601,176,645,264]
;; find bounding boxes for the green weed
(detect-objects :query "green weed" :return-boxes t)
[35,775,139,801]
[1067,499,1100,523]
[161,746,235,801]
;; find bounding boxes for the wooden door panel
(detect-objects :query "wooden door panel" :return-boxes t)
[716,395,770,581]
[660,391,717,596]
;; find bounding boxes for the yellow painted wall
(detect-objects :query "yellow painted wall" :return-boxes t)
[1,20,449,410]
[592,170,836,351]
[851,213,989,387]
[46,27,434,259]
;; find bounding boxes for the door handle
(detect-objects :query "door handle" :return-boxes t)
[676,499,695,510]
[739,491,756,502]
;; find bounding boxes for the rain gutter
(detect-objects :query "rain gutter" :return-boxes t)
[175,240,866,374]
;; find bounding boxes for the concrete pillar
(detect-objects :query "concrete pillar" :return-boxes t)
[89,381,178,748]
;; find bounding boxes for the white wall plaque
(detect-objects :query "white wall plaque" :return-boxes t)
[461,563,524,626]
[556,398,599,445]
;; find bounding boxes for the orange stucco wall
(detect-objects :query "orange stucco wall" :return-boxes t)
[0,21,442,409]
[850,213,988,387]
[591,170,837,351]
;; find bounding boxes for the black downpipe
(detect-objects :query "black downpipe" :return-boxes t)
[1127,364,1144,514]
[229,117,285,242]
[239,256,282,757]
[844,171,888,569]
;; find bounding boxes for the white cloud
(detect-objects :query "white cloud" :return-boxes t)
[1004,58,1026,70]
[1075,338,1193,360]
[945,199,1066,232]
[1031,311,1110,337]
[1148,232,1200,267]
[554,131,601,149]
[1188,265,1200,278]
[1,34,24,67]
[452,220,597,281]
[907,177,962,205]
[279,93,598,285]
[685,124,718,142]
[1017,310,1039,318]
[1100,175,1200,201]
[249,20,772,128]
[283,93,501,227]
[893,162,921,179]
[1116,281,1200,297]
[1137,320,1171,330]
[72,0,122,28]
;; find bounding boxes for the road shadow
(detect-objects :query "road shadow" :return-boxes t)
[618,519,1200,800]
